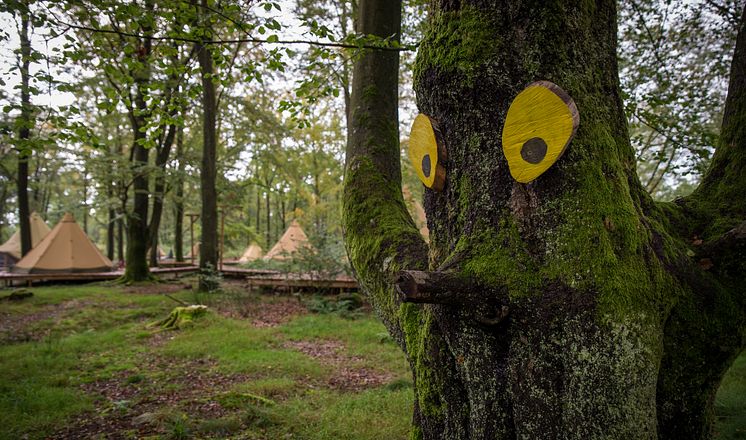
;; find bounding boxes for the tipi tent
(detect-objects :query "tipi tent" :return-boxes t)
[264,220,314,261]
[0,212,52,268]
[13,213,113,273]
[238,243,263,263]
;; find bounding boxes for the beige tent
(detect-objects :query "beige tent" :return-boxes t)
[238,243,263,263]
[264,220,314,261]
[13,213,113,273]
[0,212,52,267]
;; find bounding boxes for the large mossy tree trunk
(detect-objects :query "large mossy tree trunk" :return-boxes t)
[343,1,746,439]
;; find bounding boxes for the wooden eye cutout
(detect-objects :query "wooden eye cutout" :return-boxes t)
[502,81,579,183]
[409,114,447,191]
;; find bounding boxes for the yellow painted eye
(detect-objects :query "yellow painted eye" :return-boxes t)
[502,81,579,183]
[408,114,447,191]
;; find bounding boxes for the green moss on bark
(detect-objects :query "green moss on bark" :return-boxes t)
[413,7,503,86]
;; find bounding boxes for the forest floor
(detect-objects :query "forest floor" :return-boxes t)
[0,279,412,440]
[0,280,744,440]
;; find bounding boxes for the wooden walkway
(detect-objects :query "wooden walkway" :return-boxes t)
[221,267,358,291]
[0,265,358,291]
[0,266,198,287]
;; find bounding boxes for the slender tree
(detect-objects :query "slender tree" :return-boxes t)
[343,1,746,439]
[16,6,32,256]
[196,0,219,290]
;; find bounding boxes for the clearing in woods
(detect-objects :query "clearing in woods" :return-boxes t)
[0,280,412,439]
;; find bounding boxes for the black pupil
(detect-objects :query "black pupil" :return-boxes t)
[422,154,432,178]
[520,137,548,164]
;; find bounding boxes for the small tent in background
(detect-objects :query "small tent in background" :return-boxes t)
[0,212,52,268]
[264,220,315,261]
[13,213,113,273]
[238,243,263,263]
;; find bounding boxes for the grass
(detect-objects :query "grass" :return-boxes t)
[716,352,746,439]
[0,282,413,439]
[0,282,744,439]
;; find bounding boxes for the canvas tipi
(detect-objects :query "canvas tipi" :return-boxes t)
[238,243,263,263]
[0,212,52,268]
[263,220,314,261]
[13,213,113,273]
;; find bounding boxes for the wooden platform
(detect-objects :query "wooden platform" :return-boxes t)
[221,267,358,291]
[0,265,358,292]
[0,266,199,287]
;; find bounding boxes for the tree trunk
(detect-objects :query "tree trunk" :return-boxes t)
[125,136,151,280]
[255,182,261,232]
[117,216,124,263]
[107,201,115,261]
[343,1,746,439]
[82,168,88,234]
[122,0,154,282]
[17,9,32,257]
[174,120,185,263]
[265,190,271,247]
[148,123,177,268]
[196,1,219,291]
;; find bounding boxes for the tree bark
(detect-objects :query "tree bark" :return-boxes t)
[343,1,746,439]
[107,203,115,261]
[196,0,219,291]
[265,189,271,247]
[122,0,155,282]
[148,123,177,267]
[17,9,32,257]
[174,120,185,263]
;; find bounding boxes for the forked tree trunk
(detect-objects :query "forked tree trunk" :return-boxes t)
[343,1,746,439]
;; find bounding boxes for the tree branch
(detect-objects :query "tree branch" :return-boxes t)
[53,20,418,52]
[695,220,746,273]
[395,270,510,325]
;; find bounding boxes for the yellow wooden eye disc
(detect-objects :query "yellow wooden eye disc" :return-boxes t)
[502,81,579,183]
[409,114,447,191]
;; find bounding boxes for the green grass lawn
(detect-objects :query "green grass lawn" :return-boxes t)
[0,282,413,439]
[0,282,744,439]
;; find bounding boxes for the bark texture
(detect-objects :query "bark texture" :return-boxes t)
[343,1,746,439]
[122,0,155,282]
[17,10,32,257]
[197,0,219,291]
[174,120,186,263]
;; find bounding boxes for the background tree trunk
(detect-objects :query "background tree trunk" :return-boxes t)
[343,1,746,439]
[122,0,155,282]
[174,120,185,262]
[197,0,219,290]
[148,123,177,267]
[17,9,32,257]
